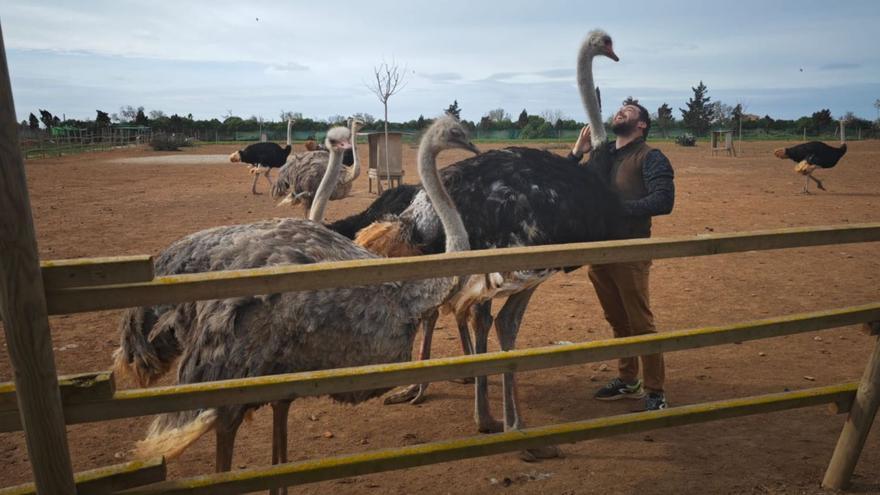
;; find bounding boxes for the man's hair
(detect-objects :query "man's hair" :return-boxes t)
[622,97,651,139]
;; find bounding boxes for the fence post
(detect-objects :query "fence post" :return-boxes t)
[0,23,76,493]
[822,322,880,490]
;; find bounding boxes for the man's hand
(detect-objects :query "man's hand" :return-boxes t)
[571,125,592,158]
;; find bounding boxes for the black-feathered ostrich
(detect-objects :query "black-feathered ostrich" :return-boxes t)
[271,118,364,210]
[355,29,620,460]
[119,117,479,484]
[229,142,292,194]
[773,141,848,193]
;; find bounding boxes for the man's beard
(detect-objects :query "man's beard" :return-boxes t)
[611,119,637,136]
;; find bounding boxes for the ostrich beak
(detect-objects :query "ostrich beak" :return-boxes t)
[604,43,619,62]
[335,139,352,151]
[462,140,480,155]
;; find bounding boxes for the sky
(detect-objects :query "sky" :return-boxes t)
[3,0,880,124]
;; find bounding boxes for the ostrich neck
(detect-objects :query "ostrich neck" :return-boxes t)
[307,147,342,222]
[577,47,606,148]
[286,119,293,146]
[418,146,468,253]
[399,143,470,319]
[341,126,360,184]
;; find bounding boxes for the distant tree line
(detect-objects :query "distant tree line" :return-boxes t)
[20,83,880,140]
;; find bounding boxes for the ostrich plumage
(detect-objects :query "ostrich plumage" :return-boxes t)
[121,117,478,478]
[358,30,619,460]
[271,119,364,210]
[229,142,292,195]
[774,141,848,193]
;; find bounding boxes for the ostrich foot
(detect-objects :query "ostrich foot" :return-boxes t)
[816,182,826,191]
[449,376,475,385]
[477,417,504,434]
[383,384,428,405]
[519,445,563,463]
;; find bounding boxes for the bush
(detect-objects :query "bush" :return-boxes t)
[675,133,696,147]
[149,133,193,151]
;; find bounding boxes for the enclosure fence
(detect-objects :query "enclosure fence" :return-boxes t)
[1,224,879,494]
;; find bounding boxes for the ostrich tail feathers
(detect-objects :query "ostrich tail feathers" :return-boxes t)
[134,409,217,461]
[355,221,422,257]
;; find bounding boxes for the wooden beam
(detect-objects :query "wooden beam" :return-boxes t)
[0,23,76,494]
[0,372,115,413]
[0,457,166,495]
[1,303,876,432]
[40,255,154,289]
[822,335,880,489]
[44,223,880,315]
[117,384,857,495]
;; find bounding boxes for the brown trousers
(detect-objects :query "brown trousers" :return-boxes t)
[588,261,665,392]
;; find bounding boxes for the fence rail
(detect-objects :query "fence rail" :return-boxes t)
[42,223,880,315]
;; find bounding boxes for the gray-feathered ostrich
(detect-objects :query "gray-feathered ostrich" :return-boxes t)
[774,141,848,193]
[229,142,292,194]
[119,117,478,484]
[271,118,364,210]
[356,29,620,461]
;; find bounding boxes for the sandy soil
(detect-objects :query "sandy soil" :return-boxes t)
[2,138,879,494]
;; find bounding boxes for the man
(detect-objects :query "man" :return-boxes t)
[568,100,675,410]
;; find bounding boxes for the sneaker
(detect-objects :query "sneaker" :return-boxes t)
[594,378,645,401]
[645,391,668,411]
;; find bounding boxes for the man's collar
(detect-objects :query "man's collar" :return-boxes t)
[613,136,645,153]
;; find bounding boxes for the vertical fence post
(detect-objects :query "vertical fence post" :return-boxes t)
[822,322,880,490]
[0,23,76,493]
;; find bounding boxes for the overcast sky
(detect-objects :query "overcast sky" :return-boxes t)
[4,1,879,124]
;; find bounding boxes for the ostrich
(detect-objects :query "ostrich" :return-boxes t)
[773,141,847,193]
[356,30,620,460]
[121,117,479,482]
[229,142,292,195]
[271,118,364,210]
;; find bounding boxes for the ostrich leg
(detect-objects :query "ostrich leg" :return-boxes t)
[270,400,291,495]
[809,174,826,191]
[215,414,245,472]
[384,310,440,405]
[494,287,561,461]
[251,171,261,195]
[801,175,811,194]
[471,301,503,433]
[263,169,274,191]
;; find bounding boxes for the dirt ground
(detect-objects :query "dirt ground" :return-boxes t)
[2,138,879,494]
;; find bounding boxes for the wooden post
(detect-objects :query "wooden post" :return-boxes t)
[840,119,846,144]
[0,23,76,493]
[822,327,880,489]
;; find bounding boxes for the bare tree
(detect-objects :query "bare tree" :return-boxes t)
[366,60,408,185]
[280,110,302,122]
[540,109,566,125]
[352,112,376,125]
[487,108,509,122]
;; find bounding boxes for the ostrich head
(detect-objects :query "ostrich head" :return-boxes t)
[228,150,242,163]
[348,116,365,134]
[421,116,480,156]
[324,126,352,152]
[585,29,618,61]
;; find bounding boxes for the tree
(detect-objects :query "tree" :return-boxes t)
[38,109,55,130]
[367,59,408,184]
[96,110,111,128]
[416,115,426,129]
[487,108,509,122]
[811,109,833,133]
[540,109,565,125]
[134,108,149,126]
[444,100,461,119]
[656,103,674,138]
[28,113,39,130]
[149,110,167,120]
[117,105,139,123]
[680,81,713,136]
[279,110,302,122]
[352,112,376,125]
[516,109,529,128]
[709,101,734,128]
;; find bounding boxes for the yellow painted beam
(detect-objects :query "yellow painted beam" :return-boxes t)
[117,384,857,495]
[44,223,880,315]
[40,255,154,289]
[0,372,114,413]
[0,457,165,495]
[1,303,876,433]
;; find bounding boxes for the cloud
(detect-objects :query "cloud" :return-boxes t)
[818,63,861,71]
[419,72,463,82]
[267,62,309,73]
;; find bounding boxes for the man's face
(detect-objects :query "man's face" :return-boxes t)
[611,104,646,136]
